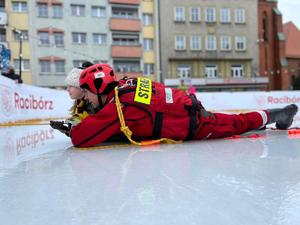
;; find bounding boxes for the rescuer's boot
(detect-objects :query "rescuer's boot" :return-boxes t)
[266,104,298,129]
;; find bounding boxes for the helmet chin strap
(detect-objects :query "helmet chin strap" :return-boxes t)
[97,89,104,109]
[93,78,104,109]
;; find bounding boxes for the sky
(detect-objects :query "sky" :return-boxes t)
[278,0,300,29]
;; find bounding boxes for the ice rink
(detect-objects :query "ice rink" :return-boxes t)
[1,124,300,225]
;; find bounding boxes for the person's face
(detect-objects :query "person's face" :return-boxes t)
[66,86,84,100]
[83,89,99,108]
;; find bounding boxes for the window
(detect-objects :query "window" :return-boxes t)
[114,61,140,73]
[13,59,30,72]
[235,8,245,23]
[54,32,64,46]
[190,7,200,22]
[91,6,106,18]
[93,33,107,45]
[52,4,63,18]
[220,8,231,23]
[37,3,48,17]
[12,2,27,12]
[13,30,29,41]
[0,29,6,42]
[143,38,153,51]
[262,13,268,41]
[72,32,87,44]
[144,63,154,76]
[38,32,50,45]
[175,35,186,50]
[40,60,51,73]
[55,60,65,73]
[73,60,86,68]
[71,4,85,16]
[174,7,185,22]
[177,65,191,79]
[93,60,108,64]
[220,36,231,50]
[231,65,244,78]
[205,65,218,78]
[205,35,216,50]
[112,7,138,19]
[190,35,201,50]
[205,7,216,22]
[112,34,139,45]
[142,13,153,25]
[235,36,246,51]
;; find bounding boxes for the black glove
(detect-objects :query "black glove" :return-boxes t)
[50,121,71,137]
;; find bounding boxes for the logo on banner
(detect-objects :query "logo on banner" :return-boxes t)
[0,86,13,116]
[254,95,266,107]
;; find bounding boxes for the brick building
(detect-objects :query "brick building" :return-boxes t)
[258,0,288,90]
[283,21,300,90]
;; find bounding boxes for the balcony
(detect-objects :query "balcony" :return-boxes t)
[111,45,142,58]
[110,18,141,32]
[0,41,8,48]
[109,0,140,5]
[115,72,142,80]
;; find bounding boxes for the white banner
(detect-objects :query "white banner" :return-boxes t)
[0,125,71,169]
[196,91,300,127]
[1,75,299,126]
[196,91,300,111]
[0,75,72,123]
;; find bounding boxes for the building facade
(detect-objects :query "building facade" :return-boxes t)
[0,0,8,68]
[4,0,158,87]
[1,0,291,91]
[142,0,159,81]
[28,0,110,87]
[5,0,31,84]
[105,0,159,81]
[110,0,143,80]
[283,21,300,90]
[159,0,267,91]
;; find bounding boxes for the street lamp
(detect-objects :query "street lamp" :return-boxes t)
[13,28,24,80]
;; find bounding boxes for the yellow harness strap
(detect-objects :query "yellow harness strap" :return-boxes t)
[114,86,181,146]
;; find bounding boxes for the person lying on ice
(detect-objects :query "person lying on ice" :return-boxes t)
[50,63,298,148]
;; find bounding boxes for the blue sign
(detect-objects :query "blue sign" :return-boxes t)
[0,44,11,73]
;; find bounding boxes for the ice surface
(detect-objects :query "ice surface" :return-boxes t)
[1,125,300,225]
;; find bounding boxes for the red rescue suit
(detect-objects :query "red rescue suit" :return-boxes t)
[71,78,268,147]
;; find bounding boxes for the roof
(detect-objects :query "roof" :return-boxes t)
[273,7,282,16]
[283,21,300,58]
